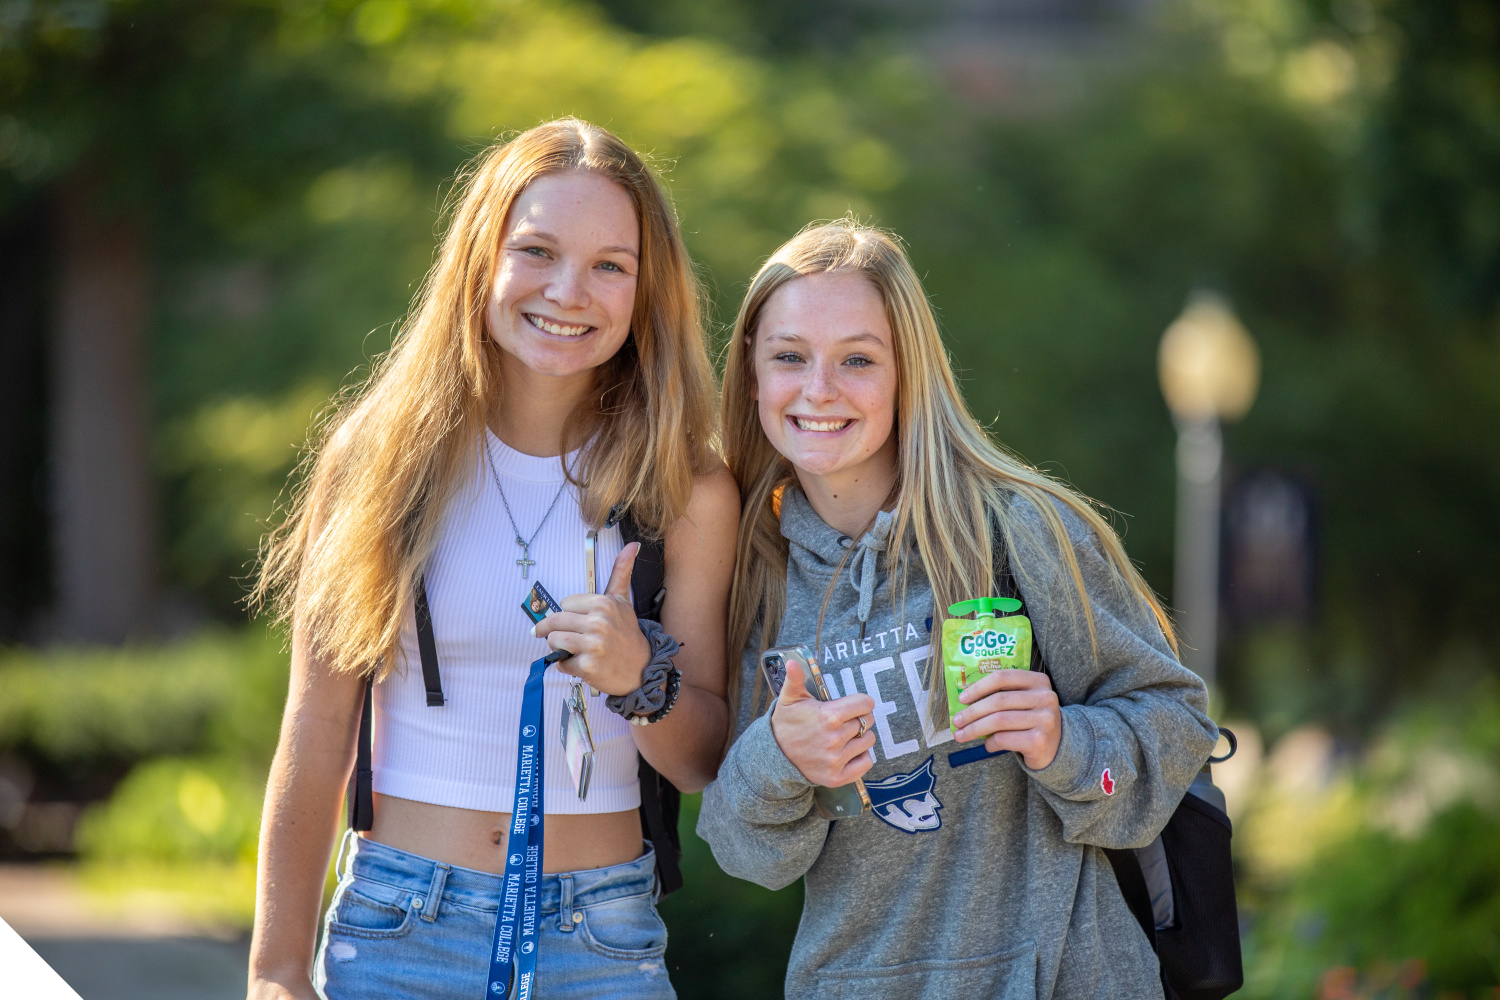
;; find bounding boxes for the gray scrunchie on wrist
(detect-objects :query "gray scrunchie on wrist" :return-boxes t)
[606,618,680,719]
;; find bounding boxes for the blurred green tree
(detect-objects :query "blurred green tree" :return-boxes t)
[151,0,909,611]
[0,0,470,634]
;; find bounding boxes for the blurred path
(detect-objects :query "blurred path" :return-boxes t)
[0,865,248,1000]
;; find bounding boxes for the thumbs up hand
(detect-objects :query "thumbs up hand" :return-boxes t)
[770,657,877,788]
[534,542,652,697]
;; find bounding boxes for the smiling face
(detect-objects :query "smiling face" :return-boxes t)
[486,169,640,380]
[752,270,899,496]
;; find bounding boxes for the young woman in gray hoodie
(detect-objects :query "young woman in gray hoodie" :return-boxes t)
[699,219,1219,1000]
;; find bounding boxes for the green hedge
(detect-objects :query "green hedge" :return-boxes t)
[75,756,265,865]
[0,628,287,769]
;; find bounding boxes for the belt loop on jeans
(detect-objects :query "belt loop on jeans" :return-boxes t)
[333,829,356,881]
[558,872,576,933]
[420,863,449,923]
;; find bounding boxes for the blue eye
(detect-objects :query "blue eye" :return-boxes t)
[846,355,874,368]
[521,246,549,258]
[599,261,623,273]
[773,352,804,364]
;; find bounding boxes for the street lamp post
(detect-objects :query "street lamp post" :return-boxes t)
[1158,292,1260,692]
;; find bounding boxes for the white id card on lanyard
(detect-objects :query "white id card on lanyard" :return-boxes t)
[523,579,595,802]
[559,683,595,801]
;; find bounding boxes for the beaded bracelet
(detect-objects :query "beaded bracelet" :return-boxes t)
[606,619,682,726]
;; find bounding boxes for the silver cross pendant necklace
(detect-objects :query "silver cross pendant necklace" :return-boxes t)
[485,438,569,579]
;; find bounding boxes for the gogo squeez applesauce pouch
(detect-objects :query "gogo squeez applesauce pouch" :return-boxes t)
[943,597,1033,736]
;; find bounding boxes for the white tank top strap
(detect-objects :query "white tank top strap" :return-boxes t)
[371,431,640,815]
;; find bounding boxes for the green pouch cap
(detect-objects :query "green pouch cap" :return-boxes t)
[948,597,1022,617]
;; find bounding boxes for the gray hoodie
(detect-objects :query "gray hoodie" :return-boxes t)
[697,486,1218,1000]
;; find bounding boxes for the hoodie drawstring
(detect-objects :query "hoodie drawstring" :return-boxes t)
[850,510,895,629]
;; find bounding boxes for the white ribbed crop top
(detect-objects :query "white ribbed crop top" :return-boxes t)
[372,431,641,814]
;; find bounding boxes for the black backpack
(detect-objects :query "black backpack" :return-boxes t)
[993,547,1243,1000]
[347,509,684,895]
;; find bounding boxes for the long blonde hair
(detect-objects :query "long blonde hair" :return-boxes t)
[722,219,1175,719]
[255,118,716,678]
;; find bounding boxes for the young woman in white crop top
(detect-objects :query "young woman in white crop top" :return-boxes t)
[246,119,738,1000]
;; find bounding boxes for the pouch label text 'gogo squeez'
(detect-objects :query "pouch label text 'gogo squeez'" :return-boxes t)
[942,597,1033,736]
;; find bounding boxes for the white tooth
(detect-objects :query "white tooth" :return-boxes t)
[532,314,588,336]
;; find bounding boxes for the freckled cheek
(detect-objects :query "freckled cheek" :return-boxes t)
[754,373,799,428]
[849,385,897,449]
[601,280,638,332]
[486,279,529,337]
[756,392,786,442]
[484,300,510,345]
[489,264,530,309]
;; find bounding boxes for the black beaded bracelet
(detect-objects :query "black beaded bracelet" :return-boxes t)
[606,619,682,726]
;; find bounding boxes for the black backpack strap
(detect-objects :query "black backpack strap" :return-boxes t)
[348,677,375,831]
[616,508,682,896]
[415,576,446,707]
[617,510,667,620]
[638,756,684,895]
[348,578,445,832]
[1104,847,1159,950]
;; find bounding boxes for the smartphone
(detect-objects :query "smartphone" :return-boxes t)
[759,645,872,820]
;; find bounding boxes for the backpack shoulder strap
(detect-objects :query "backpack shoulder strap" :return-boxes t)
[348,577,445,832]
[617,510,667,620]
[616,508,682,896]
[414,576,446,706]
[348,676,375,831]
[1105,846,1160,951]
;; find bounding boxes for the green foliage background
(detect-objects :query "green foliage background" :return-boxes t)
[7,0,1495,716]
[1,0,1498,996]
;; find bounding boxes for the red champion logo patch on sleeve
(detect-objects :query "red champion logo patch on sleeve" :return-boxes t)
[1100,767,1115,795]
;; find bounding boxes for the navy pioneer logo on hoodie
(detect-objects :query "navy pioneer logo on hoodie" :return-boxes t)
[865,756,944,834]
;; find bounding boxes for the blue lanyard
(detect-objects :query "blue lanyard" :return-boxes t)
[487,653,550,999]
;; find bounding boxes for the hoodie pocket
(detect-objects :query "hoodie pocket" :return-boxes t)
[817,942,1037,1000]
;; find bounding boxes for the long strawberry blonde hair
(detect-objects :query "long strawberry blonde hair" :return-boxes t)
[255,119,716,678]
[722,219,1176,720]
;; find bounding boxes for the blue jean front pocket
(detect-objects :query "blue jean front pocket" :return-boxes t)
[328,879,417,940]
[577,890,668,960]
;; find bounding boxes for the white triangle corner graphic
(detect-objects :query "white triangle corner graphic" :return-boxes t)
[0,916,85,999]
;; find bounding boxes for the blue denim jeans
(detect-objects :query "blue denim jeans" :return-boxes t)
[315,832,675,1000]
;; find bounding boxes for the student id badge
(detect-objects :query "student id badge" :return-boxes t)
[520,580,595,801]
[560,682,595,801]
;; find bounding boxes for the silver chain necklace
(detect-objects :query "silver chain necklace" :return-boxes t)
[485,439,568,579]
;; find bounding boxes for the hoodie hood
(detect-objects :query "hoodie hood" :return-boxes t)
[780,487,902,630]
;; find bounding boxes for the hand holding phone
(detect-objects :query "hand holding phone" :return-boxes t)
[763,647,876,815]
